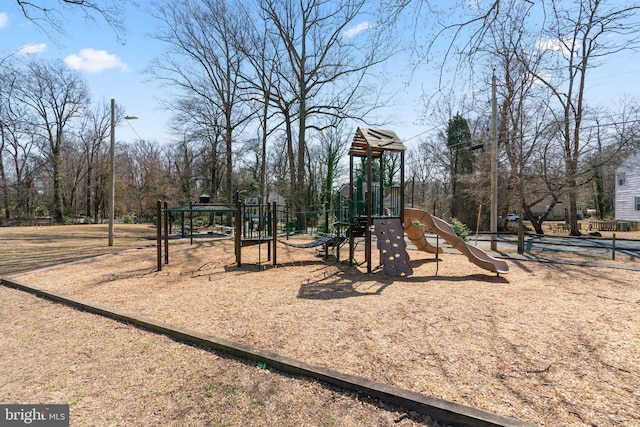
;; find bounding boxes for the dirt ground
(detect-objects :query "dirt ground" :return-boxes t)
[2,227,639,426]
[1,286,434,427]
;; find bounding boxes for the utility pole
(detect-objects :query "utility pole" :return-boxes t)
[490,71,498,251]
[108,98,115,246]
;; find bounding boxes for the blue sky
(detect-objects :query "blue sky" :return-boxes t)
[0,1,440,146]
[0,3,169,143]
[1,1,639,149]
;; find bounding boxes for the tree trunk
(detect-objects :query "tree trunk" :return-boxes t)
[52,140,64,223]
[0,123,9,219]
[296,101,306,230]
[284,111,296,227]
[225,126,233,226]
[85,162,93,219]
[259,96,269,203]
[566,156,581,236]
[517,171,526,254]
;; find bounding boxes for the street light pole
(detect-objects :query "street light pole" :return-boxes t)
[109,99,116,246]
[108,98,138,246]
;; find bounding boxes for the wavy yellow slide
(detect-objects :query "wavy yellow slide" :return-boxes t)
[404,208,509,275]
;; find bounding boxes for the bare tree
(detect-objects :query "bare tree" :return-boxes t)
[406,136,446,211]
[267,135,292,201]
[239,4,282,204]
[150,0,253,217]
[516,1,640,235]
[14,0,131,41]
[59,136,88,216]
[412,143,452,218]
[77,100,115,221]
[0,81,45,222]
[166,96,226,204]
[383,1,639,238]
[476,0,556,245]
[0,66,14,220]
[257,0,393,220]
[169,124,196,205]
[120,139,168,221]
[14,59,90,223]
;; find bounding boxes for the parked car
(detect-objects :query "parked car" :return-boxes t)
[506,213,519,222]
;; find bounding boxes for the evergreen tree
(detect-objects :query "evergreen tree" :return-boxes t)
[446,113,475,223]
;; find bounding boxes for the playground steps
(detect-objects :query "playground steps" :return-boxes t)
[373,218,413,276]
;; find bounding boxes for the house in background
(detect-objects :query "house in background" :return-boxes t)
[528,197,583,222]
[615,152,640,225]
[244,190,286,207]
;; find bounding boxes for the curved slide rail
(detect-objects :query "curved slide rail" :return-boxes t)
[404,208,509,275]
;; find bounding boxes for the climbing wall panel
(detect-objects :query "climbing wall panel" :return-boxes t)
[373,218,413,276]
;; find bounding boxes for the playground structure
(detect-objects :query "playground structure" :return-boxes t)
[334,128,507,275]
[156,127,509,275]
[341,128,408,273]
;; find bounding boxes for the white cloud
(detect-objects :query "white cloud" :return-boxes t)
[18,43,47,55]
[64,48,130,73]
[0,12,9,29]
[536,38,578,55]
[342,21,372,40]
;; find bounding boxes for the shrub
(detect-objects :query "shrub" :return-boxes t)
[450,217,471,242]
[192,215,210,228]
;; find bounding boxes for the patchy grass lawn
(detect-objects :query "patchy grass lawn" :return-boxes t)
[0,224,156,276]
